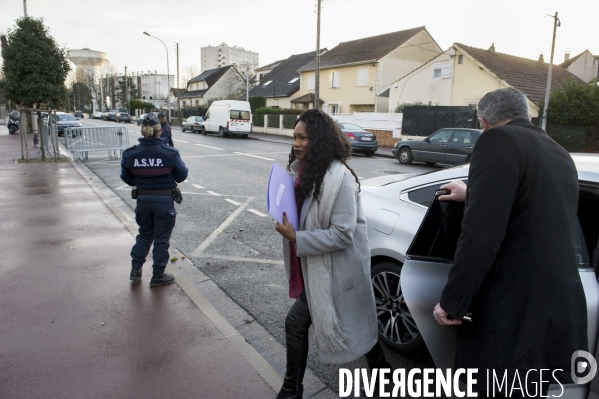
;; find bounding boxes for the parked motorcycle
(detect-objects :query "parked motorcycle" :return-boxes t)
[7,110,20,134]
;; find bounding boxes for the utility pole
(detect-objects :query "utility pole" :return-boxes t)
[314,0,322,110]
[176,43,181,123]
[541,12,560,131]
[125,66,129,112]
[23,0,27,16]
[246,63,249,102]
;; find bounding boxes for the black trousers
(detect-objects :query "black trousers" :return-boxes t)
[280,291,389,395]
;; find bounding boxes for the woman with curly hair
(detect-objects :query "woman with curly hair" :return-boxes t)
[274,109,389,398]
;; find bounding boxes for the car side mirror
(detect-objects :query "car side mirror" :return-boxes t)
[76,118,80,121]
[423,137,429,142]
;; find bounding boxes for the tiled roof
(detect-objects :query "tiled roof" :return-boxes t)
[456,43,585,105]
[188,65,233,86]
[255,59,284,72]
[179,89,208,99]
[170,88,186,97]
[290,93,324,104]
[249,50,324,99]
[560,50,588,69]
[299,27,427,71]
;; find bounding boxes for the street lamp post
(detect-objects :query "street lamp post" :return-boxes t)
[143,31,170,121]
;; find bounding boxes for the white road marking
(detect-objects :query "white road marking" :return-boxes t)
[173,139,189,143]
[192,184,204,190]
[225,199,241,206]
[207,191,221,196]
[181,151,289,159]
[192,197,254,257]
[248,209,267,217]
[234,152,274,161]
[358,176,365,179]
[196,144,224,150]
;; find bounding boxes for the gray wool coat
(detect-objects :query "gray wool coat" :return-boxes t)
[282,160,378,364]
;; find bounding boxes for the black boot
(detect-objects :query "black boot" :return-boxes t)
[150,272,175,287]
[361,341,392,398]
[276,298,311,399]
[129,267,142,282]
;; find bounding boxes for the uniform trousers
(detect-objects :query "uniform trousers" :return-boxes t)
[131,199,177,273]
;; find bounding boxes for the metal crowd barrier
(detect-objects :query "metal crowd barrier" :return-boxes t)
[64,126,130,160]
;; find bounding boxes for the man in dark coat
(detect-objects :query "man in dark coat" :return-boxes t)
[433,87,588,397]
[158,112,173,147]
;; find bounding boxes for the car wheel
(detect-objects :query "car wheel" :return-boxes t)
[371,261,425,353]
[425,162,435,166]
[181,126,185,132]
[219,127,226,137]
[365,151,374,157]
[202,127,207,135]
[242,134,249,139]
[398,147,413,164]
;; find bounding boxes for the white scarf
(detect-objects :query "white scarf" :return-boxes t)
[304,160,349,353]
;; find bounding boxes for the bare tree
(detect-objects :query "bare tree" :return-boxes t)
[79,59,116,111]
[179,64,198,89]
[230,64,257,100]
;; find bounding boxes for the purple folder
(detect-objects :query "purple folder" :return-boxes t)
[266,163,299,230]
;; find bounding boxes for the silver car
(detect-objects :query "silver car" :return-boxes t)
[363,155,599,398]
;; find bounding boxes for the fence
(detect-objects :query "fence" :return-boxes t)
[64,126,130,160]
[0,105,5,124]
[17,108,61,162]
[331,112,403,138]
[253,115,298,136]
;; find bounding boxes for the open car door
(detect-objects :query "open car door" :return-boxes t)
[401,192,599,399]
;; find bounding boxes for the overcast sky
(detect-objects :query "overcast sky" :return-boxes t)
[1,0,597,86]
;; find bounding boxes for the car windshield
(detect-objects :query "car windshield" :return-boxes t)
[195,117,204,121]
[121,113,129,117]
[57,114,76,121]
[230,110,250,120]
[339,123,363,130]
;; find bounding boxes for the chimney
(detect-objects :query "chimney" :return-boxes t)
[538,53,545,63]
[488,43,496,53]
[564,51,570,62]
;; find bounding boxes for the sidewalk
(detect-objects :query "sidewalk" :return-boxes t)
[0,129,278,398]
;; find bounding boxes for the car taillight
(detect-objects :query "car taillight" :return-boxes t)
[373,135,377,141]
[346,133,357,140]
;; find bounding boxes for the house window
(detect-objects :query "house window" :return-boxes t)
[458,55,464,64]
[331,71,340,88]
[307,74,315,90]
[329,104,339,114]
[263,80,273,86]
[357,68,369,86]
[183,101,187,107]
[433,65,453,79]
[195,100,199,106]
[287,77,299,84]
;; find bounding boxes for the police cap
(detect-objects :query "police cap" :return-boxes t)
[142,112,160,126]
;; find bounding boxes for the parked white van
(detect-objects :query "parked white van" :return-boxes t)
[201,100,252,138]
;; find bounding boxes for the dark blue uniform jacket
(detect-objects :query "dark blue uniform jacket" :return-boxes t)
[160,122,173,147]
[120,138,187,192]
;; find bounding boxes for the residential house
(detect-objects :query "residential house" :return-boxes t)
[249,50,326,109]
[255,60,284,82]
[383,43,586,117]
[168,88,185,107]
[296,26,442,113]
[178,65,243,108]
[560,50,599,83]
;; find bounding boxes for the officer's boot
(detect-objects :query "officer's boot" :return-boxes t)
[150,269,175,287]
[276,300,310,399]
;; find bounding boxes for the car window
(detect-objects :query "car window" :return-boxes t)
[450,131,471,144]
[339,123,362,130]
[196,117,204,121]
[57,114,76,121]
[230,110,250,120]
[429,130,453,143]
[407,184,444,207]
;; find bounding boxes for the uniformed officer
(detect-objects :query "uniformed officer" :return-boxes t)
[120,112,188,286]
[158,112,173,147]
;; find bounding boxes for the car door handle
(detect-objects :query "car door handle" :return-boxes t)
[439,144,446,147]
[466,146,473,149]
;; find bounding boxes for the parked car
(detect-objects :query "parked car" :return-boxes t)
[74,111,84,119]
[115,112,131,123]
[392,128,482,166]
[201,100,252,138]
[137,113,148,126]
[91,111,103,119]
[337,123,377,156]
[102,112,117,121]
[362,154,599,368]
[52,112,82,136]
[181,116,204,133]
